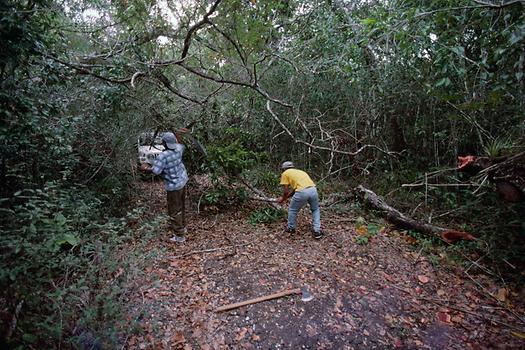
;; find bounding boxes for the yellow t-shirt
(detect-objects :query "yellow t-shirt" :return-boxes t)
[280,169,315,192]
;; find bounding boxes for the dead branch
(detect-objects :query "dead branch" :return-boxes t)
[266,101,396,157]
[319,192,352,207]
[248,196,279,203]
[356,185,475,243]
[464,270,525,325]
[478,150,525,177]
[215,288,302,313]
[401,183,480,188]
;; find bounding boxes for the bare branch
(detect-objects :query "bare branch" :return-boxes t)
[131,71,145,89]
[45,54,132,84]
[209,21,247,66]
[472,0,525,8]
[153,72,204,104]
[179,64,292,107]
[180,0,223,60]
[266,101,396,157]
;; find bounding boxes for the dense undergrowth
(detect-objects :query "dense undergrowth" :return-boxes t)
[352,167,525,289]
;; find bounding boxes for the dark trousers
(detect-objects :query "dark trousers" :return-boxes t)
[167,187,186,235]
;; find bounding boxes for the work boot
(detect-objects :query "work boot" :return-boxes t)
[285,227,296,234]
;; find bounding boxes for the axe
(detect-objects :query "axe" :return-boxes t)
[215,286,313,313]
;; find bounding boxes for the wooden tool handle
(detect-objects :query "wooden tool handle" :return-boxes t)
[215,288,301,313]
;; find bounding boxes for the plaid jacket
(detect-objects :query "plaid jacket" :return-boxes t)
[152,144,188,191]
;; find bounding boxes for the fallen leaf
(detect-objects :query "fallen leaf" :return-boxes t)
[437,289,445,297]
[495,288,508,302]
[171,331,186,345]
[417,275,430,284]
[306,325,317,337]
[356,225,368,236]
[404,236,417,244]
[451,315,463,323]
[235,328,248,342]
[252,334,261,341]
[437,311,452,323]
[335,296,343,311]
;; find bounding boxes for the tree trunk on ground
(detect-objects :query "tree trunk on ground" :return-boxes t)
[356,185,475,243]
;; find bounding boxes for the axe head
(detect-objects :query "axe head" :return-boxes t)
[300,286,313,302]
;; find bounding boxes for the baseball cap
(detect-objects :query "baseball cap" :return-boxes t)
[162,132,178,149]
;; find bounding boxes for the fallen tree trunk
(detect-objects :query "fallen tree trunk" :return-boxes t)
[356,185,475,243]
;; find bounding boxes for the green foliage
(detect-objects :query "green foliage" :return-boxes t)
[0,182,163,348]
[204,127,268,179]
[199,128,269,207]
[367,223,380,236]
[206,141,261,177]
[0,2,149,347]
[355,235,369,245]
[200,185,248,209]
[248,167,281,193]
[201,184,230,206]
[483,137,514,159]
[355,222,381,245]
[248,207,286,226]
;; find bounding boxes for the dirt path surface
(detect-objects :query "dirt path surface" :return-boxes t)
[125,181,525,349]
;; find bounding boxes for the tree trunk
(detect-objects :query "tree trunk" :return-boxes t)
[356,185,475,243]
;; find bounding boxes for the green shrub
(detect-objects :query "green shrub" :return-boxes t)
[0,182,163,348]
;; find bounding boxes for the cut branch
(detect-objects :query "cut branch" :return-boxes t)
[356,185,476,243]
[240,177,281,210]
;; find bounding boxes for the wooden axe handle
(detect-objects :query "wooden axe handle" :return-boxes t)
[215,288,301,313]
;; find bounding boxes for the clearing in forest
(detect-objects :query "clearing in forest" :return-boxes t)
[124,181,525,350]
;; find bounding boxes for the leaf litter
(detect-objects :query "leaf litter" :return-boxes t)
[123,181,525,349]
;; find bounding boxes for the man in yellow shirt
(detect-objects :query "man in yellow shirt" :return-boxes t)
[278,161,322,239]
